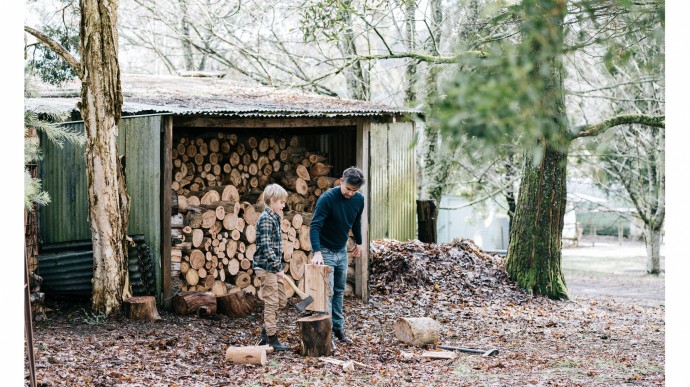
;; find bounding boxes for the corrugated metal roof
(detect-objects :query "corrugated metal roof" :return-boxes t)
[25,74,421,118]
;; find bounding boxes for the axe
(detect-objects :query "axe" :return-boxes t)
[438,345,499,357]
[282,276,314,313]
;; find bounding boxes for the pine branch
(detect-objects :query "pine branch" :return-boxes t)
[24,26,83,78]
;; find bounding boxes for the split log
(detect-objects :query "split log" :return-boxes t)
[123,296,161,321]
[225,346,266,365]
[297,314,332,357]
[172,291,217,317]
[217,287,256,318]
[298,225,312,251]
[304,264,331,312]
[185,269,200,286]
[393,317,441,347]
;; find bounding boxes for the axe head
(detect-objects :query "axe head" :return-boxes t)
[293,295,314,313]
[481,348,499,357]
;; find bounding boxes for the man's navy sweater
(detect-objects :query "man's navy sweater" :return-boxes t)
[309,186,364,252]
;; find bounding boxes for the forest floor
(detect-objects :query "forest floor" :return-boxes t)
[26,237,665,386]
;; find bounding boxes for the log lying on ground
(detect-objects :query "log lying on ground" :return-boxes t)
[216,287,256,318]
[123,296,161,321]
[297,314,332,357]
[225,346,267,365]
[393,317,441,347]
[172,291,217,317]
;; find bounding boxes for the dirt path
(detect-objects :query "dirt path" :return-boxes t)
[562,237,665,306]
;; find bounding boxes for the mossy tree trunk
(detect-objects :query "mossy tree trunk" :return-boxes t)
[505,0,569,299]
[505,142,569,299]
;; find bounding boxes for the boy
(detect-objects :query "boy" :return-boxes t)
[253,183,290,351]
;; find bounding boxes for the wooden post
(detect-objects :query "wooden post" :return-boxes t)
[297,314,332,357]
[162,116,173,310]
[355,118,370,302]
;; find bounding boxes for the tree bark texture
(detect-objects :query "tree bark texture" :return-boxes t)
[505,142,569,299]
[80,0,131,316]
[644,228,661,275]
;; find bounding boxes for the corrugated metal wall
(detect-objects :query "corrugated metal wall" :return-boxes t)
[38,115,162,296]
[369,122,416,241]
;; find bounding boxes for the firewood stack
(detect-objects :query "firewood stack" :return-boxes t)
[169,132,347,298]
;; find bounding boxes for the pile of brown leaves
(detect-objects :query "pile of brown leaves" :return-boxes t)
[370,238,530,306]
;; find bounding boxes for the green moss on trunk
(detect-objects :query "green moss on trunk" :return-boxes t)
[505,141,569,299]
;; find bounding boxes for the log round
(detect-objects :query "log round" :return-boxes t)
[297,314,332,357]
[235,272,251,288]
[172,291,217,316]
[225,346,266,365]
[393,317,441,347]
[123,296,161,321]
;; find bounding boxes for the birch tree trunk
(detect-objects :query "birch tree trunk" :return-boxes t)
[79,0,132,315]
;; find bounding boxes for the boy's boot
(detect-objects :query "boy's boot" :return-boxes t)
[268,334,290,351]
[257,328,268,346]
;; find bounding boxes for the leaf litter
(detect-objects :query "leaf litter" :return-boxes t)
[26,239,664,386]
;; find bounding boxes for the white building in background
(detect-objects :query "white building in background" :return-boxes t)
[437,191,594,250]
[436,195,510,251]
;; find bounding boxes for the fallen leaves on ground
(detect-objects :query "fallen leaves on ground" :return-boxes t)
[26,239,664,386]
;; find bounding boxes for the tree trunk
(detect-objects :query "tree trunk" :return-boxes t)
[505,142,569,299]
[80,0,131,316]
[644,227,662,275]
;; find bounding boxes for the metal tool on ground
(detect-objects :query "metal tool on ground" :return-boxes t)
[282,276,314,312]
[438,345,499,357]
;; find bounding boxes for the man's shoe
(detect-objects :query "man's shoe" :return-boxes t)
[333,329,353,344]
[268,335,290,351]
[257,328,268,346]
[331,336,336,351]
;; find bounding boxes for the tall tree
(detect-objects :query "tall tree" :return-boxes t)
[25,0,132,315]
[437,0,664,298]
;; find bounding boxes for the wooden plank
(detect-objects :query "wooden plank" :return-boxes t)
[175,117,358,129]
[162,116,173,310]
[355,119,370,302]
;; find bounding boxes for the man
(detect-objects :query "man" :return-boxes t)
[309,166,365,347]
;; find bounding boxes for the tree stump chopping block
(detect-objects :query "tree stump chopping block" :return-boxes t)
[172,291,217,317]
[123,296,161,321]
[297,314,332,357]
[393,317,441,347]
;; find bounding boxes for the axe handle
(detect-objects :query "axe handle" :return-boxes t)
[282,276,308,300]
[437,345,487,354]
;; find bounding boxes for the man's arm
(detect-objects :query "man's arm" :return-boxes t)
[309,195,329,264]
[351,199,364,257]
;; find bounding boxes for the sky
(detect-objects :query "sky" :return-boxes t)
[5,1,690,385]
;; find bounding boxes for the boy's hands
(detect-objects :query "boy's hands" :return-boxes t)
[277,270,285,278]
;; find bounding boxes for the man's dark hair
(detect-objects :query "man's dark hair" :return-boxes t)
[342,167,365,187]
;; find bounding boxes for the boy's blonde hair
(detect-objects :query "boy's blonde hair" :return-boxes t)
[263,183,288,206]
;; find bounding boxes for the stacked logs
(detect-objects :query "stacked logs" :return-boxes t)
[171,134,339,214]
[171,192,315,297]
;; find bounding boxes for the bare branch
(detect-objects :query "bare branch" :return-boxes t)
[571,114,664,139]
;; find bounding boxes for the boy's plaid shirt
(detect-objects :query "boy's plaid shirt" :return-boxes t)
[252,208,283,273]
